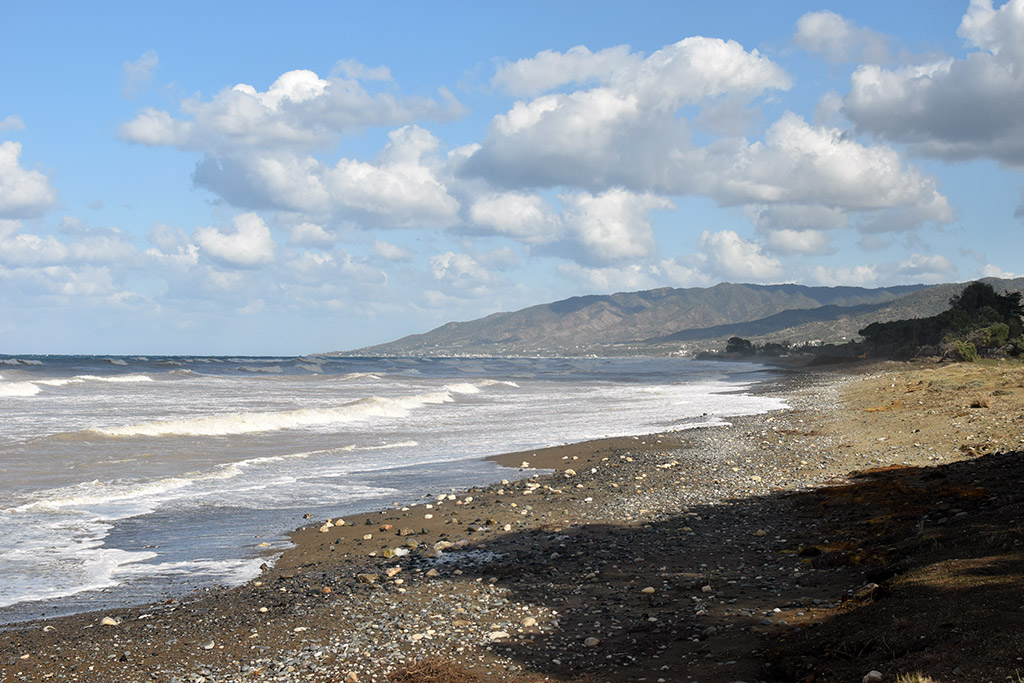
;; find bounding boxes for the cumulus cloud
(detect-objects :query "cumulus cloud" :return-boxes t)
[0,219,138,266]
[120,66,464,152]
[556,262,660,292]
[844,0,1024,167]
[493,45,635,96]
[190,125,460,228]
[468,191,562,243]
[698,230,784,281]
[896,253,957,279]
[122,49,159,99]
[467,37,792,191]
[707,113,953,221]
[193,213,277,267]
[429,251,495,292]
[793,10,892,64]
[560,189,673,265]
[0,141,58,218]
[468,40,949,236]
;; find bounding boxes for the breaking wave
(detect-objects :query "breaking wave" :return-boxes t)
[94,390,455,437]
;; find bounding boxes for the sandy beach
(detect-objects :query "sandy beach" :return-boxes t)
[2,360,1023,682]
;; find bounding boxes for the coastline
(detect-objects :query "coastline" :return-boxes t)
[3,359,1023,682]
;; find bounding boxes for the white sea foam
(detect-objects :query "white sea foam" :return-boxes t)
[445,382,481,394]
[12,465,244,517]
[479,379,520,388]
[37,374,155,387]
[0,544,157,608]
[334,372,382,381]
[94,390,455,437]
[0,382,41,397]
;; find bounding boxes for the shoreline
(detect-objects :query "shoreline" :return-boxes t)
[3,359,1022,682]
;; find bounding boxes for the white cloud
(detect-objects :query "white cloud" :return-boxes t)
[493,44,635,96]
[470,40,949,235]
[896,253,957,279]
[287,222,336,247]
[698,230,784,281]
[0,220,138,266]
[373,240,413,261]
[190,125,460,228]
[711,113,953,221]
[0,141,58,218]
[653,258,714,287]
[119,66,464,152]
[980,263,1019,278]
[466,37,791,191]
[429,251,495,292]
[122,49,159,99]
[193,213,277,267]
[560,189,673,265]
[0,115,25,131]
[468,191,562,243]
[844,0,1024,167]
[811,264,880,287]
[763,229,831,255]
[556,262,659,292]
[793,11,891,64]
[334,59,392,81]
[748,204,849,232]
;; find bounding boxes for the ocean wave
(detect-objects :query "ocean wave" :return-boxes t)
[11,465,244,516]
[0,358,43,366]
[0,382,41,397]
[94,390,455,437]
[333,372,382,381]
[37,374,155,387]
[237,365,284,374]
[103,358,129,366]
[478,379,520,388]
[444,382,481,394]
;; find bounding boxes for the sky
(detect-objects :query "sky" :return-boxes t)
[2,1,1023,355]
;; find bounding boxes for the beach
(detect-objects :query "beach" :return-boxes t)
[2,360,1023,682]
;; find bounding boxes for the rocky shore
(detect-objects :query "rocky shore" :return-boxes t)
[2,360,1023,682]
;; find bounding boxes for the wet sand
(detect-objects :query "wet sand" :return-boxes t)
[3,359,1023,682]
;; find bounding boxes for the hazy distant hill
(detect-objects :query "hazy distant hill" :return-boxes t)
[338,278,1024,357]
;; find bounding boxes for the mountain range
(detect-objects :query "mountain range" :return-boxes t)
[338,278,1024,357]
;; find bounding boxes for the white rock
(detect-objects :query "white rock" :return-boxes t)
[584,636,600,647]
[863,672,883,683]
[99,617,119,626]
[489,630,510,640]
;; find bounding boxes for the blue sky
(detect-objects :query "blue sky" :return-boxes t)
[2,1,1023,355]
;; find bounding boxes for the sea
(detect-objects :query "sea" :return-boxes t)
[0,354,787,624]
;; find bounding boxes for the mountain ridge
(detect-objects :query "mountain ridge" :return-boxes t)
[337,278,1024,357]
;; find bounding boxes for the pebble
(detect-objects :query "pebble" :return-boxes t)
[99,617,119,626]
[584,637,601,647]
[863,671,883,683]
[641,586,656,594]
